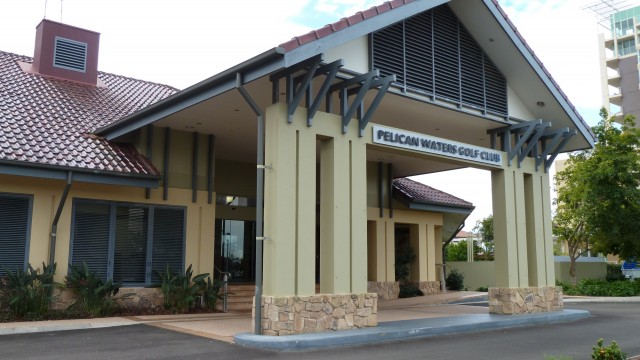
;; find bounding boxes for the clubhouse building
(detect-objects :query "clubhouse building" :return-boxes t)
[0,0,594,335]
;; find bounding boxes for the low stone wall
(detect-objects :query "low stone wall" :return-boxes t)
[51,288,74,310]
[409,281,441,295]
[114,288,163,309]
[367,281,399,300]
[51,287,164,310]
[260,293,378,336]
[488,286,563,314]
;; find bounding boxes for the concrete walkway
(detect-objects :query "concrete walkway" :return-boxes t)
[0,291,600,350]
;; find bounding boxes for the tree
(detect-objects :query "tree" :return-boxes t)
[473,215,494,260]
[554,108,640,283]
[554,158,592,284]
[446,240,468,262]
[445,239,483,262]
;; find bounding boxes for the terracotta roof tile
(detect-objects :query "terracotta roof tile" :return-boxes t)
[0,50,177,176]
[456,230,473,238]
[279,1,416,52]
[393,177,473,208]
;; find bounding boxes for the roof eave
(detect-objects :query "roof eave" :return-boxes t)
[0,159,161,188]
[282,0,450,66]
[395,191,475,214]
[408,201,475,214]
[96,47,287,140]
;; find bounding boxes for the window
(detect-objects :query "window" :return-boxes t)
[615,18,634,37]
[0,194,32,276]
[70,200,185,285]
[618,38,636,57]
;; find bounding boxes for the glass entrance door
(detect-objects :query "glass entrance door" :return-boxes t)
[214,219,256,283]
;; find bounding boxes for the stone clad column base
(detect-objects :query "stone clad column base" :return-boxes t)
[367,281,399,300]
[488,286,563,314]
[258,293,378,336]
[408,281,441,295]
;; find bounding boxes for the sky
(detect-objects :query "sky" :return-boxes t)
[0,0,626,230]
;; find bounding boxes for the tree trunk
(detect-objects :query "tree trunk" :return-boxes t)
[569,256,577,285]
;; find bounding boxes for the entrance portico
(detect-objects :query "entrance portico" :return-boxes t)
[96,0,594,336]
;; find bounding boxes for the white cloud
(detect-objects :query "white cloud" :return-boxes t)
[314,0,381,17]
[0,0,313,88]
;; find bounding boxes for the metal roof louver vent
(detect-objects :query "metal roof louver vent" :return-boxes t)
[53,36,87,73]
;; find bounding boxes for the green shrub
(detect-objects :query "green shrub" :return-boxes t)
[591,338,626,360]
[65,262,121,317]
[556,280,579,295]
[578,279,638,297]
[158,264,208,313]
[556,278,639,297]
[446,268,464,291]
[0,263,56,319]
[476,286,488,292]
[399,284,424,298]
[395,245,415,283]
[578,279,610,296]
[199,276,226,311]
[606,264,626,282]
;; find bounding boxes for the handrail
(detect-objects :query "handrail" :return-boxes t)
[216,268,232,313]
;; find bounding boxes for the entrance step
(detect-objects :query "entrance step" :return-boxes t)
[217,284,255,313]
[215,284,322,313]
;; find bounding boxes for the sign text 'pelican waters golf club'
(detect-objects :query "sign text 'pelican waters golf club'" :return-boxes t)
[372,125,502,167]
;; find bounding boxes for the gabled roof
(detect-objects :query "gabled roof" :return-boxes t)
[0,50,177,184]
[278,0,592,141]
[393,177,473,209]
[279,0,418,52]
[97,0,594,153]
[455,230,473,238]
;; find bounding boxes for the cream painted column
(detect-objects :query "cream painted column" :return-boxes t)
[492,157,556,288]
[541,172,556,286]
[264,102,368,296]
[263,105,300,296]
[409,224,427,281]
[489,157,562,315]
[492,167,522,288]
[296,127,317,295]
[522,162,556,287]
[197,202,216,276]
[385,219,395,282]
[525,170,546,286]
[426,223,437,281]
[366,211,392,283]
[367,220,386,281]
[350,138,368,293]
[434,226,443,282]
[320,137,351,293]
[513,169,529,286]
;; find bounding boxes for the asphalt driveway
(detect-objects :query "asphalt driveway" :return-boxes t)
[0,302,638,360]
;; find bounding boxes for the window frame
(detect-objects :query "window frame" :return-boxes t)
[0,192,33,276]
[69,198,186,286]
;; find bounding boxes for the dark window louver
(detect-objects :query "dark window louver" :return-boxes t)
[70,200,185,285]
[371,4,508,117]
[53,37,87,73]
[0,194,31,276]
[151,208,185,284]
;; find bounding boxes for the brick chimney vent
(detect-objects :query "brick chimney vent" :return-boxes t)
[31,19,100,85]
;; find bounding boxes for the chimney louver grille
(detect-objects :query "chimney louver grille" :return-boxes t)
[53,36,87,73]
